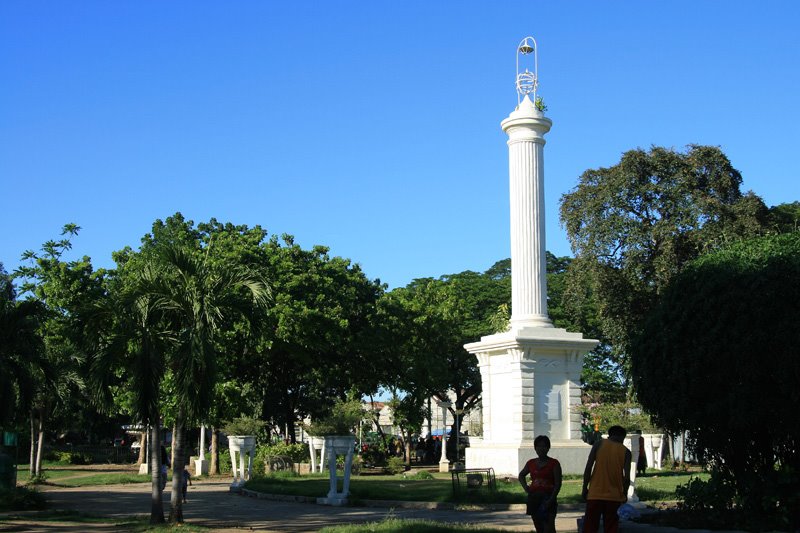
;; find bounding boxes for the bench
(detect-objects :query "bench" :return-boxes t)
[450,467,497,495]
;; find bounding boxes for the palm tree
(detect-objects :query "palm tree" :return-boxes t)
[90,240,268,524]
[0,267,44,429]
[139,243,269,523]
[88,271,171,524]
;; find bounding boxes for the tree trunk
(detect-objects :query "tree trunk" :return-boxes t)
[210,427,219,475]
[148,424,165,524]
[170,423,177,468]
[35,413,45,476]
[404,431,412,467]
[137,430,147,466]
[169,413,186,523]
[29,411,36,476]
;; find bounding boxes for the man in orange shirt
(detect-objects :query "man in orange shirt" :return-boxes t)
[581,425,632,533]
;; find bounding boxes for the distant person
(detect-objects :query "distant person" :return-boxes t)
[181,468,192,502]
[160,445,170,491]
[518,435,562,533]
[581,425,632,533]
[637,434,647,475]
[424,436,434,463]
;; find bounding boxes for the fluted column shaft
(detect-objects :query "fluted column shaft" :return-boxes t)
[501,95,552,328]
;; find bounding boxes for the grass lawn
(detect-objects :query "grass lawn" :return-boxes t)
[245,469,705,506]
[16,464,151,487]
[0,510,211,531]
[55,472,152,487]
[320,518,513,533]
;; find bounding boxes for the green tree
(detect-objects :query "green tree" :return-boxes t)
[91,214,270,524]
[630,232,800,522]
[131,230,269,523]
[386,259,513,452]
[243,234,384,441]
[14,225,103,476]
[560,145,768,389]
[767,201,800,234]
[0,263,44,428]
[91,283,170,523]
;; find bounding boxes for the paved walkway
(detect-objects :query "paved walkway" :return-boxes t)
[3,477,745,532]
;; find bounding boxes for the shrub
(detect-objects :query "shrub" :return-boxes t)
[676,470,737,516]
[55,451,92,465]
[222,417,266,437]
[218,450,232,474]
[258,442,308,464]
[29,472,48,484]
[305,399,365,436]
[405,470,433,480]
[672,466,799,531]
[385,456,406,475]
[579,401,658,434]
[360,447,386,467]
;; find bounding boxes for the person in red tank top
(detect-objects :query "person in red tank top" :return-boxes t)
[518,435,563,533]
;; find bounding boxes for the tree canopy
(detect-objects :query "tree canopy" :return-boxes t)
[559,145,769,389]
[630,231,800,517]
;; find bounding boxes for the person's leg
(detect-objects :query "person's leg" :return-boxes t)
[544,501,557,533]
[601,500,622,533]
[583,500,602,533]
[528,492,546,533]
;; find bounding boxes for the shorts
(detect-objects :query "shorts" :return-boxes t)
[526,491,557,518]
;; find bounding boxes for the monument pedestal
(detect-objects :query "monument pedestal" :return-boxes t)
[465,325,597,475]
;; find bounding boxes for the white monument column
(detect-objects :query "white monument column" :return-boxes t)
[505,95,552,329]
[464,36,599,476]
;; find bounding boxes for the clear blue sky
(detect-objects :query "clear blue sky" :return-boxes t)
[2,1,798,289]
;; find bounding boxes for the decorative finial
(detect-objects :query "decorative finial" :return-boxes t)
[515,36,538,105]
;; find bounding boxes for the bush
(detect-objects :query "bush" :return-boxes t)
[405,470,433,480]
[218,450,232,474]
[252,442,308,474]
[662,466,799,531]
[360,447,386,467]
[55,451,93,465]
[0,486,46,511]
[305,399,365,436]
[385,456,406,475]
[579,402,658,434]
[29,472,48,484]
[258,442,308,464]
[676,470,737,516]
[222,417,266,437]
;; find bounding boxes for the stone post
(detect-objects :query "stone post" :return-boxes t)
[195,425,208,476]
[437,400,451,472]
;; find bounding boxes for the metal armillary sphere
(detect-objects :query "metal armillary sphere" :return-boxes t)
[515,36,538,105]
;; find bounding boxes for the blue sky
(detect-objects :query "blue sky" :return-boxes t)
[2,1,798,289]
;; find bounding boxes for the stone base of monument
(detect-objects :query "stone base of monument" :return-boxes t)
[548,441,593,474]
[466,439,590,476]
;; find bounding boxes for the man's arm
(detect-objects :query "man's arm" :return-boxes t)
[581,441,600,501]
[622,449,632,501]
